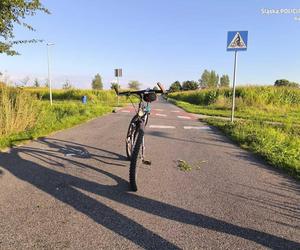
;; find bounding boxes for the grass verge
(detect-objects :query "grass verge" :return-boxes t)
[205,118,300,179]
[0,101,113,149]
[168,98,300,124]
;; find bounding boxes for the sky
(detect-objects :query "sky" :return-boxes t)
[0,0,299,89]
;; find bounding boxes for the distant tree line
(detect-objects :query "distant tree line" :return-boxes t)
[274,79,299,88]
[169,69,230,92]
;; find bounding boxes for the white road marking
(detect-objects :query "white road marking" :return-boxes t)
[177,116,191,119]
[171,110,180,113]
[155,113,167,117]
[121,110,130,113]
[153,109,163,111]
[149,125,176,129]
[184,126,211,130]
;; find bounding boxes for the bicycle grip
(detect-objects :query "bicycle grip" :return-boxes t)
[114,86,119,95]
[157,82,165,93]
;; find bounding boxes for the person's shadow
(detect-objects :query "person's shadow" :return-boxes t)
[0,138,299,249]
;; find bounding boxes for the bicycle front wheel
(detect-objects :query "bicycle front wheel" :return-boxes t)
[126,115,139,160]
[129,127,144,191]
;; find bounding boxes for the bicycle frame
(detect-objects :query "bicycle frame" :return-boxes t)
[133,95,151,161]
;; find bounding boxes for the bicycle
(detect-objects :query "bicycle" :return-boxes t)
[114,83,165,191]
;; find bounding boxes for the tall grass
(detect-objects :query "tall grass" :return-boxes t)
[0,86,38,136]
[206,119,300,178]
[0,86,124,149]
[24,88,122,105]
[169,86,300,107]
[168,86,300,123]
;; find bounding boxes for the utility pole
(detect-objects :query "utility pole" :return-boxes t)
[47,43,55,105]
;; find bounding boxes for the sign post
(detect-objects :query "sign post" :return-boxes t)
[114,69,122,106]
[227,31,248,122]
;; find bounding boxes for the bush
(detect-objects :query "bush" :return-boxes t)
[169,81,182,92]
[182,80,199,90]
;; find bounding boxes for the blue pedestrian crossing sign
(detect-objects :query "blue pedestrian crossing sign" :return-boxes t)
[227,31,248,51]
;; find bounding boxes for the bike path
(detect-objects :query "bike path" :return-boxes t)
[0,97,299,249]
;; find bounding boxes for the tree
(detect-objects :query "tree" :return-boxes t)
[274,79,289,86]
[33,78,40,87]
[62,79,73,89]
[208,70,219,88]
[274,79,299,87]
[110,82,120,90]
[169,81,181,92]
[153,86,158,91]
[199,70,219,88]
[220,75,230,87]
[182,80,199,90]
[199,70,210,88]
[128,80,141,90]
[91,74,103,90]
[44,79,49,88]
[0,1,50,56]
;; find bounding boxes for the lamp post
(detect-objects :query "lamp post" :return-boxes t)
[46,43,54,105]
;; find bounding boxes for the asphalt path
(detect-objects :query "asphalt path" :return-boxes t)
[0,97,299,249]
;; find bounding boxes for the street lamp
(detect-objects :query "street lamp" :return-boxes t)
[46,43,55,105]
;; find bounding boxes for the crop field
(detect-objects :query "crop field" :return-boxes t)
[168,86,300,178]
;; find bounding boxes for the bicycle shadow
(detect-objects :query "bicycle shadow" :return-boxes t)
[0,138,299,249]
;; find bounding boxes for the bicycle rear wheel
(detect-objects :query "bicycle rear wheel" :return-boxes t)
[129,127,144,191]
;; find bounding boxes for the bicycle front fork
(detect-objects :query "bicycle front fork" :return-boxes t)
[141,136,145,161]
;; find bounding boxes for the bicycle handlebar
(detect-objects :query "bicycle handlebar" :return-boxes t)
[114,82,165,97]
[113,85,119,95]
[157,82,165,93]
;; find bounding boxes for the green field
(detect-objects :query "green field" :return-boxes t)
[0,86,126,149]
[168,86,300,178]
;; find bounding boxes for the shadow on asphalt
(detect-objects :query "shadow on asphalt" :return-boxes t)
[0,138,299,249]
[266,181,300,194]
[233,151,300,181]
[146,130,237,150]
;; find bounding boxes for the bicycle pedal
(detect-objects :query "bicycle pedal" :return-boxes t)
[142,160,152,166]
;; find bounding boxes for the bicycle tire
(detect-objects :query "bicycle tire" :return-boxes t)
[126,115,139,160]
[129,127,144,191]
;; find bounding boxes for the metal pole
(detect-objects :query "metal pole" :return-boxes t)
[47,44,53,106]
[231,50,238,123]
[117,75,119,106]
